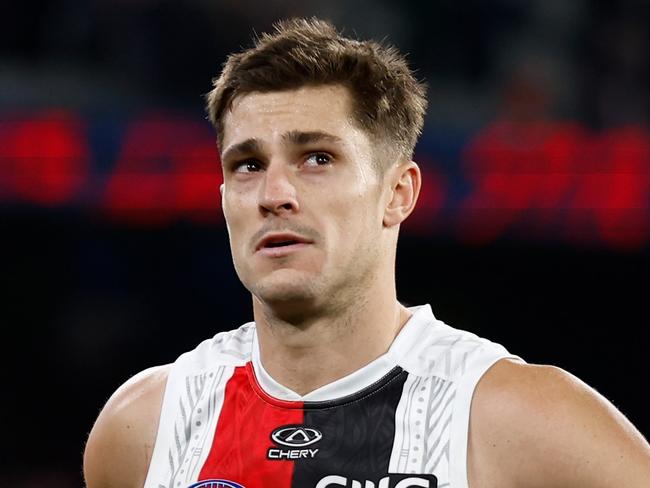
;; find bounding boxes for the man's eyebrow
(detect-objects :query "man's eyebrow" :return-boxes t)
[282,130,344,146]
[221,131,343,162]
[221,138,265,162]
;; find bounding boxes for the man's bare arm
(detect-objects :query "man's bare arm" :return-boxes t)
[84,365,170,488]
[468,359,650,488]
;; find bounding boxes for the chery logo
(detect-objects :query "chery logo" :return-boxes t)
[267,425,322,460]
[271,426,323,447]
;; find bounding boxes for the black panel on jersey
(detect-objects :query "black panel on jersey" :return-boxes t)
[291,366,411,486]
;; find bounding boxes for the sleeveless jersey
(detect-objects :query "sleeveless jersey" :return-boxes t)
[144,304,520,488]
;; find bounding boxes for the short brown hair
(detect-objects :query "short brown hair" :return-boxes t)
[205,18,427,163]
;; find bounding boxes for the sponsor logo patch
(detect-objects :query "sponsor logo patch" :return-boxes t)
[267,424,322,460]
[272,425,323,447]
[315,474,438,488]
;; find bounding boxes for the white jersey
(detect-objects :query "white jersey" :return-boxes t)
[145,304,520,488]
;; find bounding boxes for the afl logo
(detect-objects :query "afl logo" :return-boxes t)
[271,425,323,447]
[188,480,245,488]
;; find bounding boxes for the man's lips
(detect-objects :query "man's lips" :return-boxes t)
[256,241,312,258]
[255,232,313,252]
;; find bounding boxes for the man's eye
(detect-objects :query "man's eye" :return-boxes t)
[234,159,262,173]
[304,153,332,167]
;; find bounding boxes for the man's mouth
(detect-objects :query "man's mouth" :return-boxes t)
[264,239,300,248]
[255,233,313,254]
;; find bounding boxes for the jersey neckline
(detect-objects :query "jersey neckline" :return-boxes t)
[249,304,436,403]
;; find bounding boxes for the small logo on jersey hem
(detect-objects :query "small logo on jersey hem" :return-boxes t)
[267,425,322,460]
[188,480,245,488]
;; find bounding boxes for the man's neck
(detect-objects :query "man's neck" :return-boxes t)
[253,293,412,397]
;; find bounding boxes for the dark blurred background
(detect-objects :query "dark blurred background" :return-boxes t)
[1,1,649,486]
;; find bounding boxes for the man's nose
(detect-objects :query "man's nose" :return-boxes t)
[258,162,299,216]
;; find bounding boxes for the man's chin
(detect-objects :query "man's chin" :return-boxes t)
[254,281,316,306]
[250,273,322,313]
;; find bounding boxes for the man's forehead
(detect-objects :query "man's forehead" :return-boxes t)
[221,85,362,151]
[230,84,353,111]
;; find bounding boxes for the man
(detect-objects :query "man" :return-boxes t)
[84,18,650,488]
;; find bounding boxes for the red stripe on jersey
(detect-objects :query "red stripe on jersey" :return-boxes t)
[198,364,304,488]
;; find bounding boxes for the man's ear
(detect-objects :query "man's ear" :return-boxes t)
[220,183,226,219]
[383,161,421,228]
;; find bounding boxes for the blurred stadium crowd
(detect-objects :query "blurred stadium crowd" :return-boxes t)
[2,1,648,126]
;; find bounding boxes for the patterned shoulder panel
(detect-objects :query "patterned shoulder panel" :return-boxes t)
[176,322,256,372]
[144,323,256,488]
[397,318,510,382]
[390,310,519,488]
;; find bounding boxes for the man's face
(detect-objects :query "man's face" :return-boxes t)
[220,84,388,312]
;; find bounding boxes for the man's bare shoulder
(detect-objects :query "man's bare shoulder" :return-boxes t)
[84,364,171,488]
[468,358,650,488]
